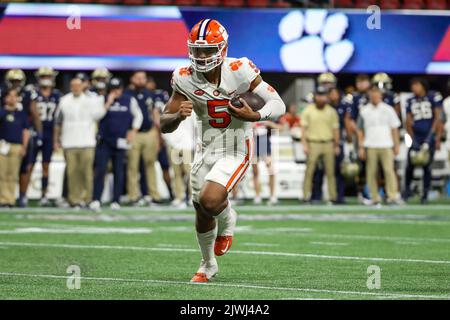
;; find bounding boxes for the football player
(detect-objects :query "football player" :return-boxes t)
[91,68,112,96]
[27,67,61,205]
[1,69,43,207]
[160,19,285,283]
[372,72,402,126]
[403,78,442,204]
[344,74,371,204]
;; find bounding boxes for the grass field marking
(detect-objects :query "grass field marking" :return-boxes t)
[7,212,450,226]
[3,204,450,213]
[2,241,450,265]
[0,271,448,300]
[2,220,450,245]
[309,241,349,246]
[241,242,280,247]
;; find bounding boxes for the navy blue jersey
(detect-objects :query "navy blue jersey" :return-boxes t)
[98,94,134,147]
[36,89,60,137]
[332,97,347,141]
[406,91,442,141]
[345,92,369,121]
[124,88,154,132]
[382,91,400,107]
[0,108,29,144]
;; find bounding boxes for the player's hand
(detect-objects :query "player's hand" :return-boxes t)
[358,147,366,160]
[106,90,120,106]
[126,130,136,144]
[178,100,193,121]
[435,140,441,151]
[53,140,61,152]
[335,145,341,156]
[393,144,400,156]
[303,143,309,156]
[20,146,26,157]
[228,99,260,122]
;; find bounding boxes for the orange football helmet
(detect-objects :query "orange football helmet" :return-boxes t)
[188,19,228,73]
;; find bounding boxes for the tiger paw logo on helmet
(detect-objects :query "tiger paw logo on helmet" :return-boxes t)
[279,10,354,73]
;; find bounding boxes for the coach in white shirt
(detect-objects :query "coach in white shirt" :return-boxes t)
[357,86,401,205]
[54,78,106,207]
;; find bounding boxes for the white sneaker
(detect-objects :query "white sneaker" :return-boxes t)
[268,196,278,206]
[253,196,262,205]
[362,198,373,206]
[110,202,121,211]
[89,200,101,212]
[217,207,237,237]
[190,259,218,283]
[171,198,187,209]
[55,198,69,208]
[39,197,50,207]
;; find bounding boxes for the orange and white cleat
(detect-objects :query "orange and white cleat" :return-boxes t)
[190,272,209,283]
[214,235,233,256]
[215,208,237,256]
[190,259,218,284]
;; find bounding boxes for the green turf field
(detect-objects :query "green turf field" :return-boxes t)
[0,202,450,300]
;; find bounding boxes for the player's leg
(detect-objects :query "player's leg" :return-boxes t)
[40,137,53,204]
[380,148,398,203]
[421,146,435,204]
[142,128,161,202]
[158,144,174,201]
[323,143,337,202]
[91,143,110,211]
[252,162,261,204]
[18,136,36,207]
[303,143,321,202]
[403,147,415,201]
[190,160,219,283]
[265,156,277,205]
[81,147,95,205]
[335,145,345,203]
[127,135,143,203]
[111,148,126,209]
[366,148,380,204]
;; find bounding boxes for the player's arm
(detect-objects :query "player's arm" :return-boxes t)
[356,115,366,160]
[431,107,442,149]
[405,112,414,139]
[228,75,286,122]
[21,128,30,157]
[160,91,192,134]
[29,100,43,134]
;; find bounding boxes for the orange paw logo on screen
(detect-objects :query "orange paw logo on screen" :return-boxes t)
[230,60,243,71]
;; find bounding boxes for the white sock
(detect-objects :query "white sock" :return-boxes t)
[196,225,217,264]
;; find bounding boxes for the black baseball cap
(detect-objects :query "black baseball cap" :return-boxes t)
[109,77,123,89]
[75,72,89,82]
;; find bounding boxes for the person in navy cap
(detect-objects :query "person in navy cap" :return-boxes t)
[89,77,143,212]
[0,88,30,207]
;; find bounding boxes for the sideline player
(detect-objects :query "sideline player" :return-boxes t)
[160,19,285,283]
[404,78,442,203]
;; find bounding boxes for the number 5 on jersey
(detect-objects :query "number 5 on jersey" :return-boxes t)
[208,100,231,128]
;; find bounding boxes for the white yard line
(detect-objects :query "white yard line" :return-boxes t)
[0,272,447,300]
[1,221,450,244]
[1,241,449,265]
[310,242,348,246]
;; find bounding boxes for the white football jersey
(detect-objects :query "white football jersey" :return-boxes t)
[171,57,260,156]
